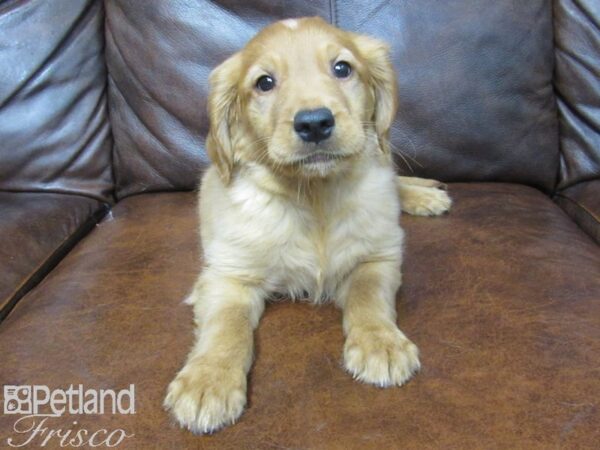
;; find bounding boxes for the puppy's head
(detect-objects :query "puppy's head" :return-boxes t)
[206,17,397,182]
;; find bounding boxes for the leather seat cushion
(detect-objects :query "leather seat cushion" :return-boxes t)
[1,184,598,448]
[0,192,106,320]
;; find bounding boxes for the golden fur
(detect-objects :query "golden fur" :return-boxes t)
[165,17,451,434]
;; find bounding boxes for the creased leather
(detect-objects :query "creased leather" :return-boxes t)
[0,0,113,202]
[554,0,600,190]
[106,1,560,198]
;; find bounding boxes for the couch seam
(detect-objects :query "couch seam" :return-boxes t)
[0,202,111,324]
[554,193,600,244]
[550,0,563,196]
[329,0,337,26]
[554,193,600,223]
[0,187,109,204]
[101,0,118,204]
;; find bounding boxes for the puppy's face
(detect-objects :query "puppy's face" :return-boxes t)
[207,17,397,182]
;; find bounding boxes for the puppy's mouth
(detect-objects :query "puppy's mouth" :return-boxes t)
[294,151,345,166]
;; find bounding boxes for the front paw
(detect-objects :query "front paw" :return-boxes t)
[402,186,452,216]
[344,325,420,387]
[164,360,247,434]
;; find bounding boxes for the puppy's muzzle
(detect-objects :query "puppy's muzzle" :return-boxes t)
[293,108,335,143]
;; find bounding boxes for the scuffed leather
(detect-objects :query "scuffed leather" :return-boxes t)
[1,185,599,447]
[555,0,600,190]
[0,0,113,202]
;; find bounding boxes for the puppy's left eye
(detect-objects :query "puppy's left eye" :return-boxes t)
[333,61,352,78]
[256,75,276,92]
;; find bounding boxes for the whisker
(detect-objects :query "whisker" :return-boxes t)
[360,124,423,173]
[388,140,423,169]
[389,125,419,159]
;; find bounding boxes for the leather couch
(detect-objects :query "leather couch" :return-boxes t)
[1,1,598,448]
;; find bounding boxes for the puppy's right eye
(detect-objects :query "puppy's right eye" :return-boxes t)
[333,61,352,79]
[256,75,276,92]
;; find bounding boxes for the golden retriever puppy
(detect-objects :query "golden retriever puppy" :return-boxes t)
[165,16,451,434]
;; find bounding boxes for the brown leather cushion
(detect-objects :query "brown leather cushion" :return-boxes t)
[1,184,598,448]
[0,0,113,202]
[106,1,559,198]
[0,192,106,320]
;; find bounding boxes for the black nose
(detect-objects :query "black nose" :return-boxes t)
[293,108,335,143]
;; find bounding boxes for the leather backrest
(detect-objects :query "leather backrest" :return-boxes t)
[105,0,331,199]
[554,0,600,190]
[0,0,113,202]
[106,0,560,198]
[338,0,559,191]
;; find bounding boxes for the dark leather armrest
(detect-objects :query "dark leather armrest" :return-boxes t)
[555,180,600,245]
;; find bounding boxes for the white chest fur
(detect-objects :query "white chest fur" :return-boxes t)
[201,163,403,302]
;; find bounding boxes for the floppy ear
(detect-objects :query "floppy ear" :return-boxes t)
[353,35,398,154]
[205,52,243,183]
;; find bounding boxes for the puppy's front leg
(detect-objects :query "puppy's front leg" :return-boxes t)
[164,272,264,434]
[337,261,420,387]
